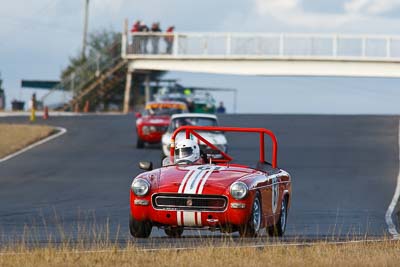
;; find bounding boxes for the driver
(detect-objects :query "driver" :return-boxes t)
[174,139,200,164]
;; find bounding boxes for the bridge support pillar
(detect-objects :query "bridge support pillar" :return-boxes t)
[123,71,132,113]
[145,73,150,103]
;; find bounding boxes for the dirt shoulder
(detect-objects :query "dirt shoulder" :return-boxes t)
[0,124,56,159]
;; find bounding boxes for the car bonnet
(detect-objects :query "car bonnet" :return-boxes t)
[157,164,256,195]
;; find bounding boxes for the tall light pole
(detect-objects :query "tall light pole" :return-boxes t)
[82,0,89,59]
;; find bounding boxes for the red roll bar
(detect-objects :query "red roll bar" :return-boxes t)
[170,126,278,168]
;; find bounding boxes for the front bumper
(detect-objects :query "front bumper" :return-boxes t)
[130,194,253,228]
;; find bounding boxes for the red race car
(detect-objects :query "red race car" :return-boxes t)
[135,101,188,148]
[129,126,292,238]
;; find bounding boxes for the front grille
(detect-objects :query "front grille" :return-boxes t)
[152,194,227,211]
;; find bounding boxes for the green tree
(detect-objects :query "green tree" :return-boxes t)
[0,72,5,110]
[0,72,3,91]
[60,28,165,110]
[61,28,121,80]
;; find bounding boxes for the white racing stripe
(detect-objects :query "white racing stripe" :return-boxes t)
[183,211,197,226]
[177,167,203,226]
[0,127,67,163]
[177,211,182,226]
[177,169,197,226]
[385,121,400,240]
[183,169,206,194]
[181,167,208,226]
[196,212,202,226]
[177,166,219,227]
[197,168,215,194]
[178,169,195,193]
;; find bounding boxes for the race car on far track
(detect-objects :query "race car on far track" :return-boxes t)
[129,126,292,238]
[161,113,228,157]
[135,101,188,148]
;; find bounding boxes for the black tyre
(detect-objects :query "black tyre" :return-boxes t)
[129,214,152,238]
[136,137,145,149]
[164,227,184,238]
[239,192,262,237]
[267,195,288,237]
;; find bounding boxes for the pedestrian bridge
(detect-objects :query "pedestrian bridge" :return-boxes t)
[122,32,400,78]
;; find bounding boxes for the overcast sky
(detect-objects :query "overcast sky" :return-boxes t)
[2,0,400,113]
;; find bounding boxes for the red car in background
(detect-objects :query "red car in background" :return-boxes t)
[135,101,188,148]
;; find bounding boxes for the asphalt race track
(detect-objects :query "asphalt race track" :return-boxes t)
[0,114,399,248]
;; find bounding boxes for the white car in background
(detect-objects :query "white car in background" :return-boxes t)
[161,113,228,157]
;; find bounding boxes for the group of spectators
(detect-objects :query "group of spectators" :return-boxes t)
[130,21,175,54]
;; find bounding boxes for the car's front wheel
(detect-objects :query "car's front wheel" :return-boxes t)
[129,214,152,238]
[267,195,288,237]
[164,227,183,238]
[239,192,262,237]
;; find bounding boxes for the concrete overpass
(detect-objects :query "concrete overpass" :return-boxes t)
[121,29,400,112]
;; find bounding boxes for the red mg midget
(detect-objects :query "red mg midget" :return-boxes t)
[129,126,292,238]
[135,101,187,148]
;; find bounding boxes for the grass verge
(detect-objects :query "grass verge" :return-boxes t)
[0,124,56,159]
[0,240,399,267]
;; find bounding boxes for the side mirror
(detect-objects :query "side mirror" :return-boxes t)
[139,161,153,171]
[135,112,142,118]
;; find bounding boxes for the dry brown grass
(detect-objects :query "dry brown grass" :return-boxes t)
[0,124,55,158]
[0,240,399,267]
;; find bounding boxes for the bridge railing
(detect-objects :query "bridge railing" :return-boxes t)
[122,32,400,60]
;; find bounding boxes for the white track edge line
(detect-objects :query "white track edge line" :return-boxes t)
[385,121,400,240]
[0,127,67,163]
[0,239,394,255]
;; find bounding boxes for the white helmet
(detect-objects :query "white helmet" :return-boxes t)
[174,139,200,164]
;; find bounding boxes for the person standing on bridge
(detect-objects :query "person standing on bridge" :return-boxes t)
[130,20,141,53]
[150,22,162,54]
[165,26,175,54]
[139,21,149,54]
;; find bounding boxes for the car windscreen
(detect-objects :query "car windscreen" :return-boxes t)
[144,107,185,116]
[161,156,204,167]
[169,117,218,132]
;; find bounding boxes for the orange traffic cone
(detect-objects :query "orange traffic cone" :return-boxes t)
[43,106,49,120]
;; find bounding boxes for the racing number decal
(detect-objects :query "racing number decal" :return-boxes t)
[271,177,279,214]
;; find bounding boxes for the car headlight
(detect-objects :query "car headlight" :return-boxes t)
[230,181,248,200]
[131,178,150,196]
[149,126,157,132]
[142,126,150,135]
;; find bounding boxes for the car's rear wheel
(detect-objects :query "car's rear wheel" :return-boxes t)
[129,214,152,238]
[136,137,145,149]
[239,193,262,237]
[267,195,288,237]
[164,227,184,238]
